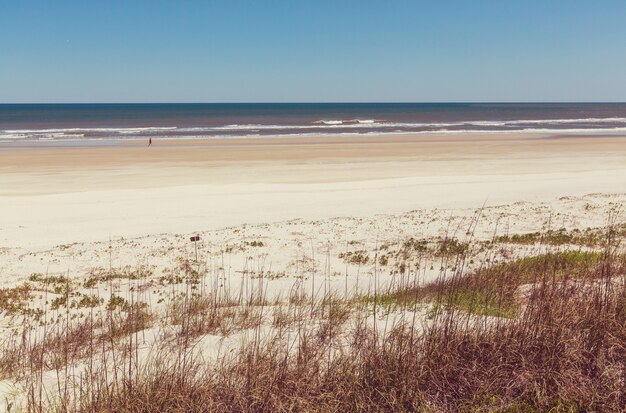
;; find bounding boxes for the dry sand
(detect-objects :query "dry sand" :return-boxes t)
[1,133,624,251]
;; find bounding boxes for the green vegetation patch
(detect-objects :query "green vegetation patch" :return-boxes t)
[436,237,470,256]
[29,273,69,285]
[482,250,606,284]
[338,250,370,265]
[0,284,42,318]
[495,224,626,247]
[436,287,518,318]
[84,265,154,287]
[434,250,611,318]
[356,250,619,319]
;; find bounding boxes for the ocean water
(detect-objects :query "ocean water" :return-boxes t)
[1,103,626,143]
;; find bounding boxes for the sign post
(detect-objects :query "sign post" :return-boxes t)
[190,235,200,262]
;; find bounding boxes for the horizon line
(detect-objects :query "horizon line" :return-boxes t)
[2,101,626,105]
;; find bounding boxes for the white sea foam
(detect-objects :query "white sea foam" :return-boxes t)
[401,126,626,135]
[117,127,179,134]
[3,116,626,142]
[0,134,25,140]
[3,127,178,134]
[314,119,382,125]
[501,117,626,125]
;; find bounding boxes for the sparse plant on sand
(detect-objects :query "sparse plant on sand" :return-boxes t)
[0,221,624,412]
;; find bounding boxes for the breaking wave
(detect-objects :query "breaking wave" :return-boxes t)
[3,117,626,142]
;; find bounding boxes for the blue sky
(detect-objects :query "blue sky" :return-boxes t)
[1,1,626,103]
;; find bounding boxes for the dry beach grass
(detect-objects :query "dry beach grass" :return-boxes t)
[0,198,624,412]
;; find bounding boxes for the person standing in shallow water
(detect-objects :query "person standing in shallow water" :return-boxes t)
[148,138,152,146]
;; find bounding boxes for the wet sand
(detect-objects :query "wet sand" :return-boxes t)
[1,133,625,192]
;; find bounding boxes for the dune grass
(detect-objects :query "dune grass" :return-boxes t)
[1,224,625,412]
[54,251,625,412]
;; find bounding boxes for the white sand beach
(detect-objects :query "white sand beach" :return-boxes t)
[1,133,624,252]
